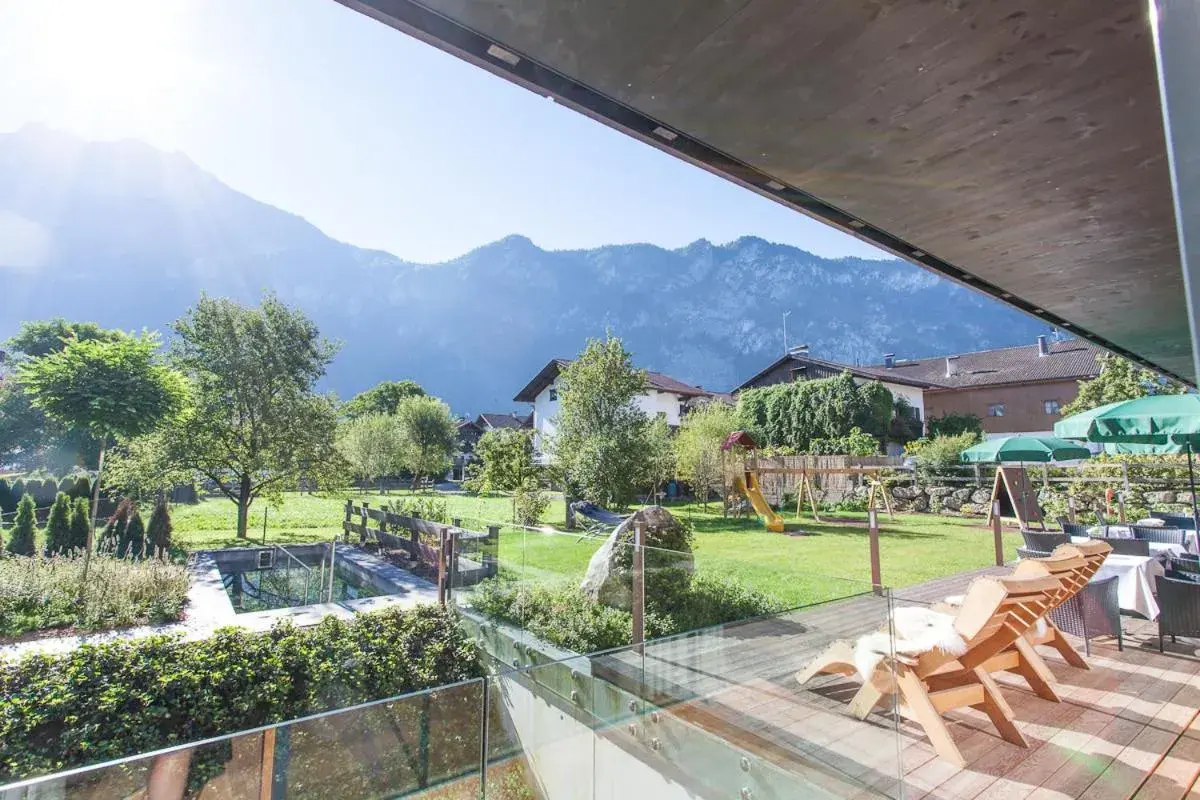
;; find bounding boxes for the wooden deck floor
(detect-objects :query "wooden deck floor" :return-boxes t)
[600,566,1200,799]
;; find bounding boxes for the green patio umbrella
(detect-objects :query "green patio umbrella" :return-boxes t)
[1054,394,1200,529]
[960,435,1091,528]
[960,435,1092,464]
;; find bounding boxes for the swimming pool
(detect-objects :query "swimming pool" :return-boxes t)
[218,546,385,613]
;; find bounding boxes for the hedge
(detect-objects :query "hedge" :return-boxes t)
[0,605,483,783]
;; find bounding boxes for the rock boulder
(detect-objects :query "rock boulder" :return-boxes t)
[580,506,694,609]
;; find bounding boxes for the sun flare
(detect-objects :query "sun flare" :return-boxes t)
[29,0,188,119]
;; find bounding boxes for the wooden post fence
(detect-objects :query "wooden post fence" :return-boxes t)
[992,500,1005,566]
[1068,496,1077,524]
[868,508,882,596]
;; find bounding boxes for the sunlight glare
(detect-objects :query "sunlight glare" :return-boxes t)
[30,0,189,122]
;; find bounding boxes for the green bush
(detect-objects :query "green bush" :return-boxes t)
[0,552,189,639]
[69,475,92,500]
[382,495,449,524]
[146,499,172,558]
[512,483,549,527]
[0,479,13,514]
[906,432,981,482]
[97,498,133,554]
[117,506,147,559]
[6,494,36,556]
[468,572,780,654]
[42,493,73,555]
[7,479,25,510]
[68,497,91,551]
[0,605,483,783]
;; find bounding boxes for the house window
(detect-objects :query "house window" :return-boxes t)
[678,403,687,418]
[987,403,1005,418]
[548,388,557,401]
[1044,399,1061,415]
[789,366,808,381]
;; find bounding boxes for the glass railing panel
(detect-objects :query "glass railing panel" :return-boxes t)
[0,731,267,799]
[276,679,485,799]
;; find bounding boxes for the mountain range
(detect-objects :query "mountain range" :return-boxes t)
[0,125,1055,414]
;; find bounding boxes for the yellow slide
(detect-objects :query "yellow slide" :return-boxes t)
[734,472,785,532]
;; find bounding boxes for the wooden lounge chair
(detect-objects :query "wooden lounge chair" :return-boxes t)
[795,573,1064,767]
[1013,540,1111,670]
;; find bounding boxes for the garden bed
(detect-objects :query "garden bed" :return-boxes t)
[0,553,188,642]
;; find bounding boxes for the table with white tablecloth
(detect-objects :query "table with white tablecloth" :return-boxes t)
[1070,535,1188,559]
[1084,525,1199,553]
[1091,554,1166,619]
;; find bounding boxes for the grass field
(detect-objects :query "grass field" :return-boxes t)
[171,491,1021,607]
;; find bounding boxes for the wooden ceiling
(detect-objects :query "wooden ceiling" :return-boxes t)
[338,0,1192,383]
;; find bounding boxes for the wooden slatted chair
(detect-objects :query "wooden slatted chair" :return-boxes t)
[1015,540,1111,669]
[795,573,1064,767]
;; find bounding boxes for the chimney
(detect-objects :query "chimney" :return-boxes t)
[945,356,959,378]
[883,353,895,369]
[1037,335,1049,357]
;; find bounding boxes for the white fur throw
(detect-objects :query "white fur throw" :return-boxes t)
[853,606,967,681]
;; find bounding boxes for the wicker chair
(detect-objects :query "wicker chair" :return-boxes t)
[1022,531,1070,551]
[1048,574,1122,656]
[1095,537,1151,557]
[1170,554,1200,574]
[1016,546,1051,560]
[1156,575,1200,651]
[1150,510,1197,530]
[1060,521,1092,538]
[1166,568,1200,584]
[1129,525,1188,545]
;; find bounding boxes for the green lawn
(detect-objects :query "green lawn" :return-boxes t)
[171,491,1021,608]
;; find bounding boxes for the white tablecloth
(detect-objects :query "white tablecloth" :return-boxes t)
[1069,536,1188,559]
[1092,555,1166,619]
[1085,526,1199,554]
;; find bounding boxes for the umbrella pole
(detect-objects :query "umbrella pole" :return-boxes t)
[1189,443,1200,533]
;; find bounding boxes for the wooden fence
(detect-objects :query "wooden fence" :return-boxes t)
[342,500,498,602]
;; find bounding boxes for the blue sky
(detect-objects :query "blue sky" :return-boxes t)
[0,0,888,264]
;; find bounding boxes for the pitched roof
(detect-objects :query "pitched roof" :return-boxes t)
[734,353,937,392]
[866,339,1105,390]
[513,358,714,403]
[476,413,532,430]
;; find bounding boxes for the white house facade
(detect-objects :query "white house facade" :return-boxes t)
[514,359,716,462]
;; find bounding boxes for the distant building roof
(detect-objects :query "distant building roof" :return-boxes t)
[735,337,1106,394]
[870,339,1105,390]
[734,353,936,393]
[476,412,533,430]
[513,358,714,403]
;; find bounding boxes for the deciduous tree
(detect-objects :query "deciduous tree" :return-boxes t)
[675,401,739,506]
[17,333,187,557]
[550,336,648,509]
[1061,354,1185,417]
[337,413,406,490]
[394,395,457,489]
[342,380,425,419]
[143,294,344,539]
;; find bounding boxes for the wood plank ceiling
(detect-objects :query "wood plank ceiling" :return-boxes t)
[339,0,1193,384]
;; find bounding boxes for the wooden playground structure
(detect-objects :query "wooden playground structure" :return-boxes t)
[721,433,899,530]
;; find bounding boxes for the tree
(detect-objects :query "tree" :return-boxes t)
[1,319,125,470]
[146,499,173,559]
[138,294,344,539]
[643,415,677,500]
[342,380,425,419]
[394,395,457,489]
[6,319,127,359]
[118,506,146,559]
[337,413,407,490]
[675,401,740,506]
[549,336,649,509]
[17,333,188,557]
[98,499,134,554]
[68,497,91,552]
[0,478,12,514]
[926,411,983,439]
[44,492,73,555]
[734,371,893,452]
[7,493,36,556]
[1061,354,1186,417]
[465,428,537,495]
